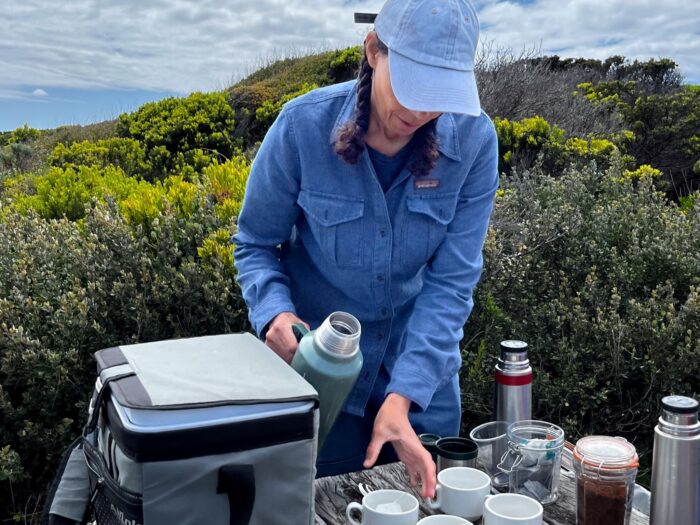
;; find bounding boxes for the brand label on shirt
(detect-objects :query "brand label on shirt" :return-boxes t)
[414,178,440,189]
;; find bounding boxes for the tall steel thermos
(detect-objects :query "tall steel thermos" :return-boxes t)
[494,340,532,423]
[650,395,700,525]
[291,311,363,450]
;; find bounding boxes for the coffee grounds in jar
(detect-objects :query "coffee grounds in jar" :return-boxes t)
[577,478,630,525]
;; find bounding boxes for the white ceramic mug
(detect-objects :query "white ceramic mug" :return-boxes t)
[417,515,473,525]
[482,493,543,525]
[346,489,419,525]
[426,467,490,521]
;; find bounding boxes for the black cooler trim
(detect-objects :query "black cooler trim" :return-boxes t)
[110,376,152,409]
[105,400,315,462]
[95,347,153,409]
[95,347,129,370]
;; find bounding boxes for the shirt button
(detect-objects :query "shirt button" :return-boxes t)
[380,229,387,238]
[377,275,385,283]
[381,308,388,316]
[377,332,384,340]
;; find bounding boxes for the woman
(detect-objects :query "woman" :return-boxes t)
[232,0,498,498]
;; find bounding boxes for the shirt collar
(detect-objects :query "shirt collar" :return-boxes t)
[328,81,462,162]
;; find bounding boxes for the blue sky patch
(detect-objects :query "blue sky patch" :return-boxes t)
[0,87,181,132]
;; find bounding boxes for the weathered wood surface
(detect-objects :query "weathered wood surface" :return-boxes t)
[314,461,649,524]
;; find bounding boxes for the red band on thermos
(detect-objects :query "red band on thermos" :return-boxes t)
[495,370,532,386]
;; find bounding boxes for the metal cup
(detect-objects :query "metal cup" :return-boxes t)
[469,421,510,488]
[419,433,441,462]
[435,437,478,472]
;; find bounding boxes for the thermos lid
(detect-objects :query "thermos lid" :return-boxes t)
[435,437,479,461]
[500,340,528,353]
[662,395,699,414]
[573,436,639,469]
[419,433,441,447]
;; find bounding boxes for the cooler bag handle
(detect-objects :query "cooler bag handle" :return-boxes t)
[84,363,135,438]
[217,465,256,525]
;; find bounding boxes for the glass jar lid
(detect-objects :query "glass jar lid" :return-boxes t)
[573,436,639,470]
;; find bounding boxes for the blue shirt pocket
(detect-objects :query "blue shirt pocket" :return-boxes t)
[297,189,365,268]
[401,192,458,269]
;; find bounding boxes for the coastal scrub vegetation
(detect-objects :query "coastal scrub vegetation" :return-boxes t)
[0,47,698,522]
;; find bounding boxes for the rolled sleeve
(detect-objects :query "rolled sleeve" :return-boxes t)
[232,108,301,335]
[386,121,500,410]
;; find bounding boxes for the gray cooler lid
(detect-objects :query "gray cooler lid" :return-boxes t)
[95,333,318,410]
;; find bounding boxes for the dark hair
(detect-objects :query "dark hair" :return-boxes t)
[333,33,440,178]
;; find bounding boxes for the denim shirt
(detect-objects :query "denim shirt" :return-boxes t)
[232,80,499,418]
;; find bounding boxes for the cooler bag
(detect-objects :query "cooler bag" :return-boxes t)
[81,333,319,525]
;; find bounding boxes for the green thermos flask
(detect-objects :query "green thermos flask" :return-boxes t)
[291,311,363,449]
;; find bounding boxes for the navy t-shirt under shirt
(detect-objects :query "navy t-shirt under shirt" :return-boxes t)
[367,139,415,193]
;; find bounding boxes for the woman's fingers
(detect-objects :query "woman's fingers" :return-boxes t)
[264,312,308,363]
[395,438,436,498]
[417,452,436,498]
[365,394,437,498]
[363,431,386,469]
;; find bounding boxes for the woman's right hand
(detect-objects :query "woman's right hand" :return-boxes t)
[264,311,309,364]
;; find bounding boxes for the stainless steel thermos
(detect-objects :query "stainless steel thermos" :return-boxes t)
[650,395,700,525]
[291,311,363,450]
[494,340,532,424]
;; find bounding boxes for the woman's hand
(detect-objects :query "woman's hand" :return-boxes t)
[264,311,309,364]
[363,393,437,498]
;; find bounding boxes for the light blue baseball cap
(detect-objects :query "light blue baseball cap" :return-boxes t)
[374,0,481,116]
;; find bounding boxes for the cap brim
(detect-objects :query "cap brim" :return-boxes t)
[388,48,481,116]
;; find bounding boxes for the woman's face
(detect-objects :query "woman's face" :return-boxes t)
[366,35,441,139]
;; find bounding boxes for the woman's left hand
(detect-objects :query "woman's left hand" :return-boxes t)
[363,393,436,498]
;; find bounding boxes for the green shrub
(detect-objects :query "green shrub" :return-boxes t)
[679,192,698,214]
[4,154,251,233]
[117,176,199,228]
[494,116,628,176]
[0,143,37,174]
[49,138,150,178]
[6,165,140,221]
[575,80,639,109]
[576,81,700,197]
[0,126,45,176]
[462,159,700,480]
[621,164,664,181]
[0,202,249,520]
[255,82,318,130]
[117,92,237,179]
[201,156,251,223]
[329,47,362,82]
[7,124,41,145]
[229,49,358,149]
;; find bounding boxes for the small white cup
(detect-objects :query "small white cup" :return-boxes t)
[482,493,543,525]
[426,467,490,522]
[418,515,473,525]
[346,489,419,525]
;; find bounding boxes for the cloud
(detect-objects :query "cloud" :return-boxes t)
[475,0,700,82]
[32,88,48,97]
[0,0,698,99]
[0,0,385,94]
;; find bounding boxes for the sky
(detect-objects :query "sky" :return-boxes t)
[1,0,699,132]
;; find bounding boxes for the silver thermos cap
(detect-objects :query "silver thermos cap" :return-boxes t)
[661,395,699,427]
[499,340,529,364]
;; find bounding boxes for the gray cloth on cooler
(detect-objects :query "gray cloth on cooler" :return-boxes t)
[116,333,317,408]
[49,446,90,521]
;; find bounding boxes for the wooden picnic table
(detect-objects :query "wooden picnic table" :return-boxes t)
[314,456,650,524]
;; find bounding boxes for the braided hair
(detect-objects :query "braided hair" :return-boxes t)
[333,33,440,178]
